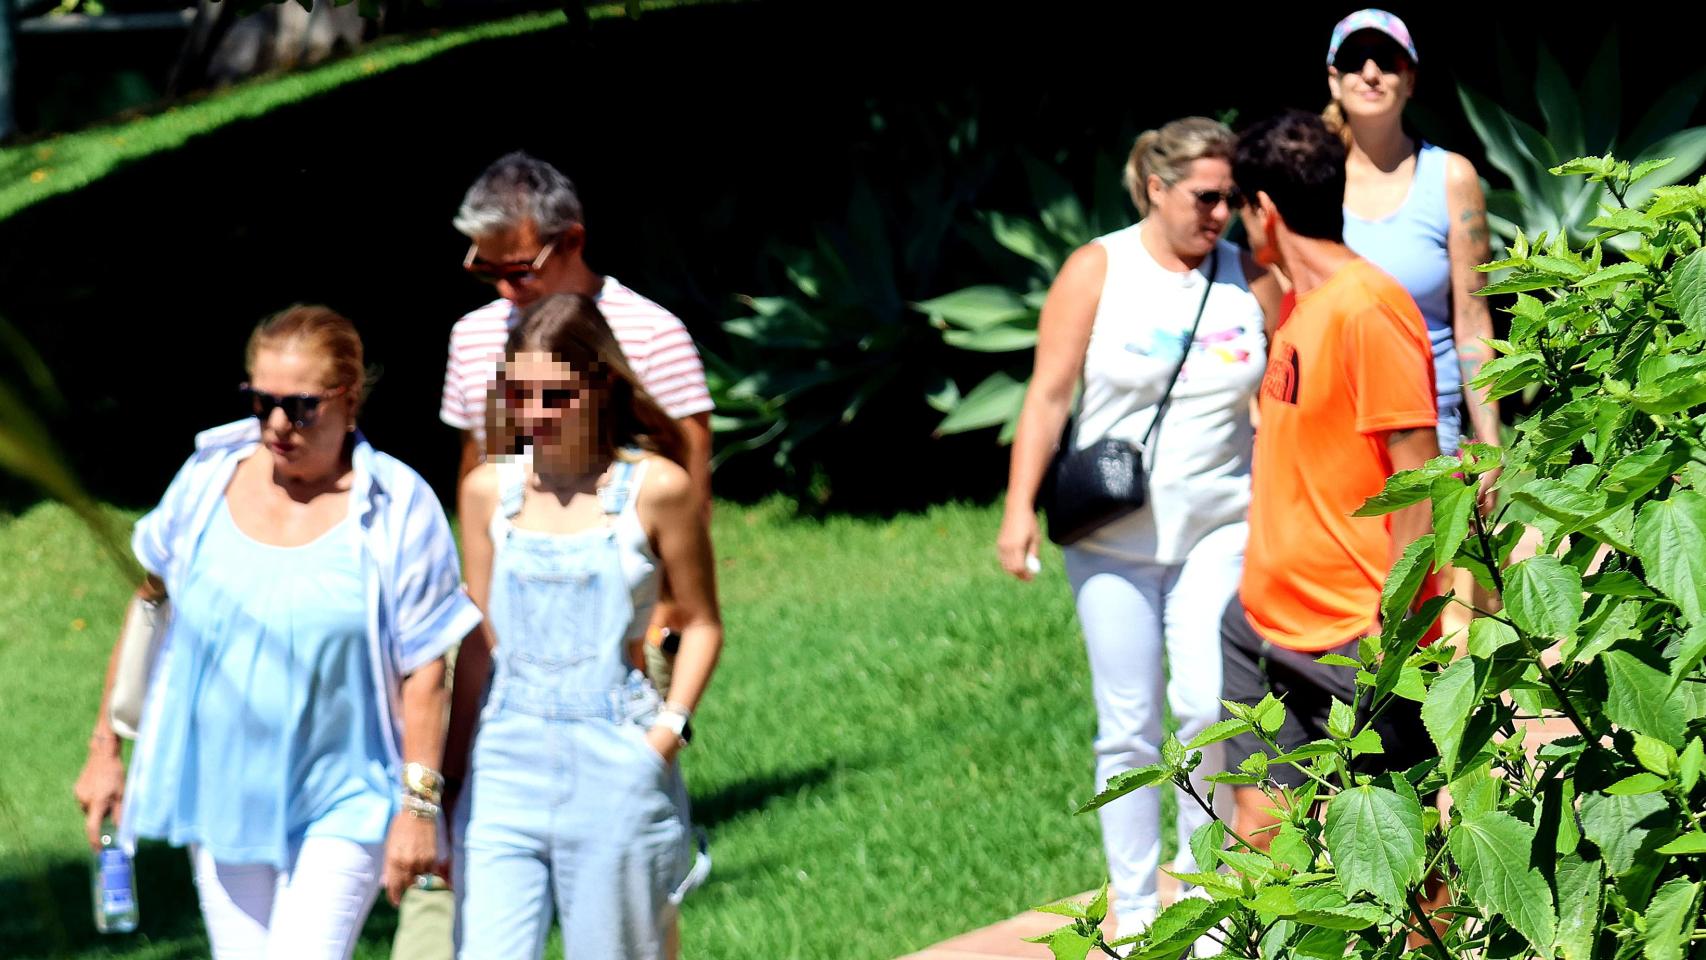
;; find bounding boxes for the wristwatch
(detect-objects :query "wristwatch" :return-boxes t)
[654,704,694,746]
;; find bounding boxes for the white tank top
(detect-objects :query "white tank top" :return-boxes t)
[1071,224,1267,564]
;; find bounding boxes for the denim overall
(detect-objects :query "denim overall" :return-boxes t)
[457,458,692,959]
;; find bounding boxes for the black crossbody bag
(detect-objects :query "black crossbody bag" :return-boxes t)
[1040,247,1218,546]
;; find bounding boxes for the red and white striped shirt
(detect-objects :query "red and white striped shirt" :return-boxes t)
[440,276,714,448]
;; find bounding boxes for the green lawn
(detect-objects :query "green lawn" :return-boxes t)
[0,497,1114,959]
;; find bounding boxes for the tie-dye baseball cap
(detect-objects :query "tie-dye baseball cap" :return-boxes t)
[1325,9,1419,66]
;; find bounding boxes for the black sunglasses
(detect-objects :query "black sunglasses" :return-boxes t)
[502,383,586,408]
[1188,188,1245,210]
[240,384,347,428]
[463,236,560,286]
[1332,40,1410,76]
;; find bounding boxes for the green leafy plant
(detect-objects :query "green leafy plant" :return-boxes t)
[1036,157,1706,959]
[921,149,1132,441]
[706,174,968,481]
[708,106,1008,486]
[1456,34,1706,251]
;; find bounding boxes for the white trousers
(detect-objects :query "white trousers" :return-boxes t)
[1064,521,1244,923]
[190,836,384,960]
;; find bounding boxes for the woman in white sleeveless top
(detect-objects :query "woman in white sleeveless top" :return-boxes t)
[997,118,1279,938]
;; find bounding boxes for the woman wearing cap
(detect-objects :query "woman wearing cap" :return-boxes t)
[997,118,1278,940]
[1325,8,1501,505]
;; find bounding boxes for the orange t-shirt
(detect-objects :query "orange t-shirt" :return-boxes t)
[1241,258,1436,652]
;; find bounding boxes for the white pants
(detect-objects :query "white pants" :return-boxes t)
[190,837,384,960]
[1064,521,1243,923]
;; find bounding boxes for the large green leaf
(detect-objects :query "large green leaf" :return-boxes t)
[1640,879,1700,960]
[1513,478,1608,529]
[1449,812,1558,953]
[1269,823,1313,874]
[1379,534,1436,629]
[1431,476,1478,571]
[1678,737,1704,794]
[934,372,1026,436]
[1602,441,1687,509]
[914,285,1031,331]
[1552,852,1603,960]
[1323,785,1424,911]
[1186,717,1253,751]
[1421,655,1489,777]
[1671,248,1706,338]
[1078,763,1171,813]
[1579,790,1672,876]
[986,211,1062,275]
[1602,647,1687,746]
[1469,618,1520,658]
[1570,599,1641,664]
[1127,897,1237,960]
[1026,925,1096,960]
[1354,468,1438,516]
[1504,555,1584,641]
[941,323,1038,353]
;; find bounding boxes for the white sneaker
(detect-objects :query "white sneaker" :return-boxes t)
[1112,905,1157,958]
[1180,886,1225,958]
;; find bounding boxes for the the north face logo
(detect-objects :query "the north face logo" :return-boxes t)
[1260,342,1300,405]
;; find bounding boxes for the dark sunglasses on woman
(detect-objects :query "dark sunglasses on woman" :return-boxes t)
[1332,39,1409,76]
[240,384,347,429]
[1189,188,1245,210]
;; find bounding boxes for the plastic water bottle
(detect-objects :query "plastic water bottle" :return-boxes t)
[91,821,139,934]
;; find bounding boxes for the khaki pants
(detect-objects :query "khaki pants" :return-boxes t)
[391,884,455,960]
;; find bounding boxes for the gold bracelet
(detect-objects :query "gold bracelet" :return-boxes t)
[403,762,445,805]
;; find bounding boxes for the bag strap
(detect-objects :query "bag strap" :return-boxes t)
[1139,244,1218,449]
[1054,244,1220,459]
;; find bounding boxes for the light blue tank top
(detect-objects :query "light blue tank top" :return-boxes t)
[1343,142,1457,408]
[127,499,393,868]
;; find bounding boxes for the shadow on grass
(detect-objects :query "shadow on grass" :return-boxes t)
[0,841,202,959]
[0,841,403,960]
[692,761,839,832]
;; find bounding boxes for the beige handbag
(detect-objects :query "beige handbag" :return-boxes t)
[109,594,170,740]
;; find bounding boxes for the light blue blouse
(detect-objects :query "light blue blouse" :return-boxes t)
[127,502,393,866]
[121,420,484,856]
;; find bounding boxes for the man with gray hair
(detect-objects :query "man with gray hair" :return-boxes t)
[441,150,714,492]
[395,150,712,960]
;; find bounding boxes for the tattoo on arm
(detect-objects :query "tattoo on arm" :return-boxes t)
[1386,428,1418,447]
[1459,206,1491,254]
[1457,338,1494,384]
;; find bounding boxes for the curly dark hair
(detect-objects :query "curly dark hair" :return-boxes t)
[1233,110,1347,243]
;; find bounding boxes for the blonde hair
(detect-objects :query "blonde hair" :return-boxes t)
[1322,101,1353,146]
[487,293,687,467]
[245,304,368,415]
[1123,117,1236,216]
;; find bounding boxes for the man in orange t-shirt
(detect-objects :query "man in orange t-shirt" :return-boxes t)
[1222,111,1440,843]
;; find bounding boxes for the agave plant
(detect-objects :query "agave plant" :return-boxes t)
[709,165,987,477]
[921,148,1133,442]
[1457,34,1706,251]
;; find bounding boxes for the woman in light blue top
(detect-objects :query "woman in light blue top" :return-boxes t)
[1326,8,1502,509]
[445,294,722,960]
[75,306,483,959]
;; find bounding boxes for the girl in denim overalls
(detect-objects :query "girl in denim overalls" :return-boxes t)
[445,294,723,959]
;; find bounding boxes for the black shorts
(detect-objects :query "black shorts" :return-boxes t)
[1219,597,1435,789]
